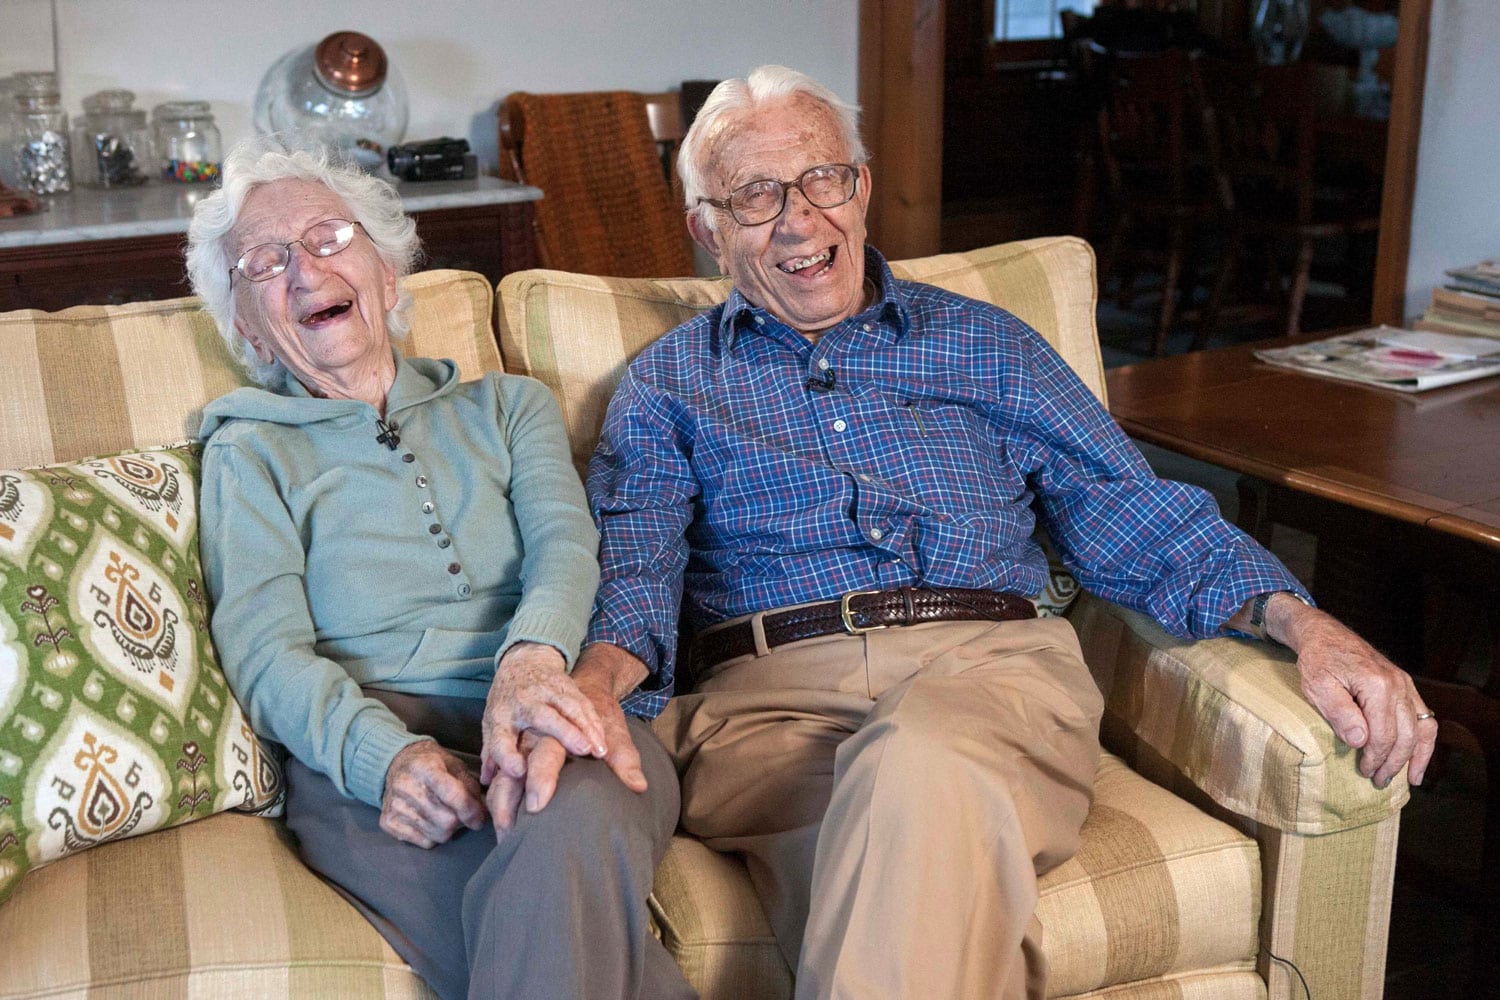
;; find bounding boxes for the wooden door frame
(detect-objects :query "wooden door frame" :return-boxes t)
[859,0,1431,320]
[858,0,946,259]
[1371,0,1430,326]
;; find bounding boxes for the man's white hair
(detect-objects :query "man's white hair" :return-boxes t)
[184,134,422,390]
[678,65,867,234]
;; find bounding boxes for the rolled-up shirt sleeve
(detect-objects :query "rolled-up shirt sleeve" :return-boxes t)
[1011,327,1308,638]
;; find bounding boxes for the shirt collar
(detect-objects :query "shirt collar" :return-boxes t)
[718,245,913,352]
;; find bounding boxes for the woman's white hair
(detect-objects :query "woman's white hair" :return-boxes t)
[678,65,868,234]
[184,134,422,390]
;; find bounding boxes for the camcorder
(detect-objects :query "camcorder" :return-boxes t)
[387,138,478,182]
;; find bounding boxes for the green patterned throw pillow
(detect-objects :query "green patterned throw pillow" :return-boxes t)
[1032,528,1082,619]
[0,443,283,907]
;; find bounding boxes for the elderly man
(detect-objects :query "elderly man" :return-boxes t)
[541,66,1437,999]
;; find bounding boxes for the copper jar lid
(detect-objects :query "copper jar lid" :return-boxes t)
[313,31,388,98]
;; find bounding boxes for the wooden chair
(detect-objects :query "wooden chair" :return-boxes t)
[1092,47,1215,355]
[498,90,695,278]
[1192,58,1381,345]
[642,90,685,207]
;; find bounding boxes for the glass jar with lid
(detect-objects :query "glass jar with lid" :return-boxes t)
[13,71,71,195]
[72,89,151,188]
[253,31,408,172]
[152,100,222,183]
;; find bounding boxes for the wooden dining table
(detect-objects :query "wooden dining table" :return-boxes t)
[1106,332,1500,550]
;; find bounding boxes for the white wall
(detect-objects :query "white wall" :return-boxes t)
[3,0,859,173]
[1405,0,1500,318]
[10,0,1490,307]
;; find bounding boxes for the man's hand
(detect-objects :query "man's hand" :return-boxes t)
[380,739,487,848]
[486,643,652,836]
[481,641,607,790]
[1240,592,1438,788]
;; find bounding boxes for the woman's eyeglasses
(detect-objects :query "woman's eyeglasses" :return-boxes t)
[230,219,365,282]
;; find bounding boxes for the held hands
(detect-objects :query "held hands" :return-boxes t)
[1259,593,1438,788]
[482,641,607,788]
[481,641,649,837]
[379,739,486,848]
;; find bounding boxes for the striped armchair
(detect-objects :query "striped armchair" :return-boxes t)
[495,237,1405,1000]
[0,241,1401,1000]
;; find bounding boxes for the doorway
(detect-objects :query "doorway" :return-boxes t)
[860,0,1427,350]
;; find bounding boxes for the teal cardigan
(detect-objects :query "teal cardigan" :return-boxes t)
[199,355,600,807]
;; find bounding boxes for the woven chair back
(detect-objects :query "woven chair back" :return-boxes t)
[499,90,696,278]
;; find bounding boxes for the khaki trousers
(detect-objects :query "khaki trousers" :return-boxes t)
[654,616,1104,1000]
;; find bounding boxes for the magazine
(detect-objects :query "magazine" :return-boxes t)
[1254,326,1500,393]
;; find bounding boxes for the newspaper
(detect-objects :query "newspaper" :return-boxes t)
[1254,326,1500,393]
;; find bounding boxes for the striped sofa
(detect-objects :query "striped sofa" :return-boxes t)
[0,239,1403,999]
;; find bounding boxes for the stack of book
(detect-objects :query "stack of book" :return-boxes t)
[1417,262,1500,340]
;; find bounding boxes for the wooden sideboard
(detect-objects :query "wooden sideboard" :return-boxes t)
[0,176,541,311]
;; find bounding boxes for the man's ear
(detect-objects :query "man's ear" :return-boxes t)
[855,163,873,217]
[686,211,725,271]
[235,318,276,364]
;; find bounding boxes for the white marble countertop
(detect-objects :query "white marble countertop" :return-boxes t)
[0,175,543,250]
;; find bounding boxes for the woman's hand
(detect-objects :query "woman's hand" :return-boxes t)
[486,643,652,836]
[379,740,486,848]
[481,642,607,790]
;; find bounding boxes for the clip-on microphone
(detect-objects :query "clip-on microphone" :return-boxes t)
[805,369,837,393]
[375,419,402,451]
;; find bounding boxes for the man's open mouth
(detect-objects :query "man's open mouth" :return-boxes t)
[778,246,835,276]
[300,301,353,325]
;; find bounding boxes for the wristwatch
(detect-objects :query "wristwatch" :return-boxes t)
[1244,590,1311,643]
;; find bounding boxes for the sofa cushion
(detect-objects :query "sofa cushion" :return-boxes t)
[0,810,435,999]
[886,238,1106,402]
[649,753,1260,999]
[0,270,502,470]
[0,442,285,908]
[649,834,793,997]
[1034,753,1260,996]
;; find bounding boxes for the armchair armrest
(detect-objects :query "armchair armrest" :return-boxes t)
[1068,591,1408,835]
[1071,592,1404,998]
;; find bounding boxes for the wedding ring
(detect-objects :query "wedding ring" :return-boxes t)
[1415,711,1435,721]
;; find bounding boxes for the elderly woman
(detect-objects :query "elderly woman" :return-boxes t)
[186,137,694,1000]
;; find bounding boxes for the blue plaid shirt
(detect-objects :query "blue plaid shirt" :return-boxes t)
[588,247,1304,718]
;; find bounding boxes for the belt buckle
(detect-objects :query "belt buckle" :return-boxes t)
[840,590,889,635]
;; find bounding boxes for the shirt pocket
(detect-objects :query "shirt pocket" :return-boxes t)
[880,395,1025,507]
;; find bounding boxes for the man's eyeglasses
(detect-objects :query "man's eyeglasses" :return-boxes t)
[699,163,859,227]
[230,219,365,283]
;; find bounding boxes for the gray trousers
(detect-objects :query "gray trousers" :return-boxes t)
[285,689,696,1000]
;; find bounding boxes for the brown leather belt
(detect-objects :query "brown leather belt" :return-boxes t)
[690,587,1037,675]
